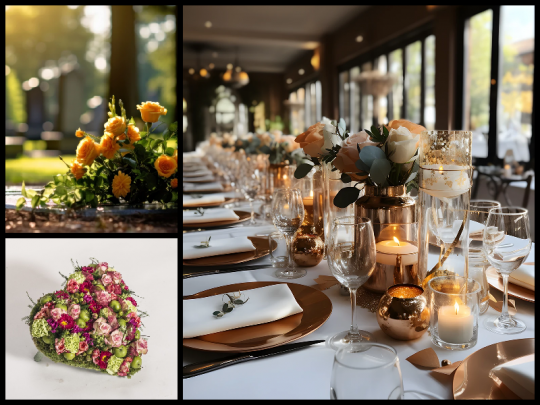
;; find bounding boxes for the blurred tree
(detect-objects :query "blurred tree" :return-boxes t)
[108,6,140,119]
[6,69,27,124]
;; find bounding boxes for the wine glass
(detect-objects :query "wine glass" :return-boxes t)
[240,160,262,226]
[271,188,305,279]
[468,200,501,314]
[330,342,403,399]
[326,216,376,350]
[482,207,531,334]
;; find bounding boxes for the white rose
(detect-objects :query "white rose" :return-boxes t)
[386,126,420,164]
[321,123,341,156]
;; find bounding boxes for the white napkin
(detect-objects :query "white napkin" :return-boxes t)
[183,169,213,178]
[183,284,304,338]
[183,208,239,225]
[183,193,226,207]
[509,264,535,291]
[183,182,224,193]
[490,354,534,399]
[183,174,216,183]
[183,236,256,260]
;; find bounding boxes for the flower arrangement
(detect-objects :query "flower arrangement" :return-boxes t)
[234,130,304,164]
[15,96,178,211]
[293,118,426,207]
[22,258,148,378]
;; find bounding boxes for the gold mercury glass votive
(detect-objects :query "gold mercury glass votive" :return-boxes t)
[376,284,430,340]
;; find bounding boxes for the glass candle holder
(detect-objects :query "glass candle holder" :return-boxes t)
[295,165,324,238]
[269,162,296,190]
[418,130,472,289]
[428,276,481,350]
[269,231,288,268]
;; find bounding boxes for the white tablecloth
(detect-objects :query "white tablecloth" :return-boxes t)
[183,201,535,400]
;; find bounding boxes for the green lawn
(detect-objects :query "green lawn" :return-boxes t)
[6,155,77,185]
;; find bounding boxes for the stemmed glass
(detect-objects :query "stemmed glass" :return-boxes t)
[240,160,261,226]
[326,216,377,350]
[483,207,531,334]
[271,188,305,279]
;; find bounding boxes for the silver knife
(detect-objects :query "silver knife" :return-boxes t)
[182,264,273,279]
[183,340,324,378]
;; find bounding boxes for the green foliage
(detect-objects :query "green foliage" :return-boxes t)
[5,68,26,123]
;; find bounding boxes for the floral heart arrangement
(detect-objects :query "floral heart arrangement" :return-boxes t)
[23,259,149,378]
[293,118,426,207]
[15,96,178,211]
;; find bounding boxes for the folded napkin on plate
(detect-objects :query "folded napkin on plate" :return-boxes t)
[183,235,256,260]
[183,174,216,183]
[183,194,226,207]
[183,182,223,193]
[183,208,239,225]
[509,264,534,291]
[490,354,534,399]
[183,284,303,338]
[183,169,213,178]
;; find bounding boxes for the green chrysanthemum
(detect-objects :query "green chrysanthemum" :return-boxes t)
[31,318,51,338]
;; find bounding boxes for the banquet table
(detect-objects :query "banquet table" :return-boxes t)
[182,198,536,399]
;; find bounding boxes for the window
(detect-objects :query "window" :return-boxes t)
[288,79,321,134]
[339,31,435,131]
[462,6,534,163]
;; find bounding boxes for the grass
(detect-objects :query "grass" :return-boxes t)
[6,155,77,185]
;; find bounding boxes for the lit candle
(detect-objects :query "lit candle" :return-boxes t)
[376,237,418,266]
[438,301,473,343]
[504,164,512,177]
[420,164,471,198]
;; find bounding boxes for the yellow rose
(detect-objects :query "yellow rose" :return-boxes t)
[154,154,177,178]
[171,178,178,189]
[70,160,86,180]
[104,116,126,137]
[112,171,131,198]
[76,136,100,166]
[99,132,120,160]
[75,128,85,138]
[385,119,426,135]
[136,101,167,123]
[295,122,325,158]
[118,124,141,149]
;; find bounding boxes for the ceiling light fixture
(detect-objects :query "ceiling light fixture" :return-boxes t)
[188,68,195,75]
[208,63,215,69]
[311,48,320,71]
[298,69,305,75]
[356,35,364,43]
[205,21,212,28]
[222,47,249,88]
[286,78,292,84]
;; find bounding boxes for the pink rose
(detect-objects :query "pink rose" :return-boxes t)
[68,304,80,320]
[55,338,66,355]
[34,307,50,320]
[131,338,148,356]
[117,357,132,377]
[51,307,67,321]
[332,130,379,181]
[113,284,122,295]
[111,271,123,284]
[67,278,79,294]
[85,274,94,282]
[106,284,115,293]
[99,322,111,336]
[99,262,108,271]
[110,329,124,347]
[107,312,119,331]
[109,292,118,302]
[101,273,113,286]
[77,340,89,355]
[95,290,111,306]
[92,349,101,365]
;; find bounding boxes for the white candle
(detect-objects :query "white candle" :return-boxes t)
[376,238,418,266]
[420,164,471,198]
[438,302,473,343]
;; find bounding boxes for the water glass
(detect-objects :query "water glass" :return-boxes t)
[268,231,288,268]
[330,342,403,399]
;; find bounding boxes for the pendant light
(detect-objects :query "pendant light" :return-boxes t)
[223,47,249,88]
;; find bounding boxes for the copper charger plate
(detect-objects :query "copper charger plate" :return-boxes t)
[486,267,535,302]
[183,197,236,209]
[182,236,276,266]
[453,338,534,399]
[183,210,251,229]
[183,281,332,352]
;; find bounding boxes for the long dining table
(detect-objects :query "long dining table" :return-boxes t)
[182,196,535,399]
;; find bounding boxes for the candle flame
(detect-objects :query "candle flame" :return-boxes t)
[393,237,400,246]
[439,165,443,172]
[310,190,313,197]
[283,175,288,180]
[454,301,459,315]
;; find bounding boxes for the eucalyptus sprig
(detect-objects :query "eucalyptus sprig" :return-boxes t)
[194,236,211,249]
[213,292,249,318]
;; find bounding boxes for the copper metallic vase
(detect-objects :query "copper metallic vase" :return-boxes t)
[376,284,429,341]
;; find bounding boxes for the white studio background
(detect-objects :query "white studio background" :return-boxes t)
[5,238,178,399]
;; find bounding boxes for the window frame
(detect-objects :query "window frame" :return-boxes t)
[455,5,536,168]
[338,23,435,129]
[288,78,322,133]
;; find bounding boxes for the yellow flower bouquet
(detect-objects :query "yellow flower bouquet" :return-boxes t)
[16,96,178,210]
